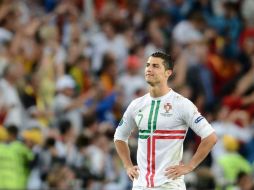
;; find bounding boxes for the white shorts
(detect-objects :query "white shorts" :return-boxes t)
[132,182,186,190]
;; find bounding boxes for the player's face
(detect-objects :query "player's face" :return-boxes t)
[145,56,171,86]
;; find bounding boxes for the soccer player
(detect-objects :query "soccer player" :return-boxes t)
[114,52,217,190]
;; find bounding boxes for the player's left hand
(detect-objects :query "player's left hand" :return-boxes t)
[164,162,194,180]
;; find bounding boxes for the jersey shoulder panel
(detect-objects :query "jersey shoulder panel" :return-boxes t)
[128,93,150,111]
[172,90,185,99]
[171,91,193,107]
[170,91,198,120]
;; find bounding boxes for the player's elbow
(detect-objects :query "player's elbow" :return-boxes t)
[207,132,218,146]
[114,139,128,145]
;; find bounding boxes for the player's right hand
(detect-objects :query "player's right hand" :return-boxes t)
[126,165,139,181]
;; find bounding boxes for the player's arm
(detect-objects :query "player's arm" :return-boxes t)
[166,132,217,179]
[165,98,217,179]
[114,101,139,181]
[114,127,139,181]
[188,132,217,169]
[114,140,133,169]
[114,140,139,180]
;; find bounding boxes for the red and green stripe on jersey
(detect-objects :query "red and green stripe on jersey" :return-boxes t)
[138,100,186,188]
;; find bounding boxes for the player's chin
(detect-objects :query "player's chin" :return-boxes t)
[146,80,154,86]
[145,78,151,82]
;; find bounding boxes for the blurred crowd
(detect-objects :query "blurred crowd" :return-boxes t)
[0,0,254,189]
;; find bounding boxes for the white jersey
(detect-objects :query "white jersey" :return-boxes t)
[114,90,214,188]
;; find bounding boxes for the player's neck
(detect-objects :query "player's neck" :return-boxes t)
[149,84,171,98]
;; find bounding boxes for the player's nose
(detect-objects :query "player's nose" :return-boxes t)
[145,65,152,72]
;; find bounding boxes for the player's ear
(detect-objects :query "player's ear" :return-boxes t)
[165,69,173,78]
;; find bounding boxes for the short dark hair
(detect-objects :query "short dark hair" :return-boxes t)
[150,52,174,70]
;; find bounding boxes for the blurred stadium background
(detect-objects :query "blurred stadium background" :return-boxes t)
[0,0,254,189]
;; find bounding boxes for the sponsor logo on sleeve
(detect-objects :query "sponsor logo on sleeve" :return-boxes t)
[118,118,124,127]
[194,116,204,123]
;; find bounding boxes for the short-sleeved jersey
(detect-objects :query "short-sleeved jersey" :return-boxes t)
[114,90,214,188]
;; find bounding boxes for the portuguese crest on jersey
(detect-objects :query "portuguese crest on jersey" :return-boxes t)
[161,103,172,117]
[164,103,172,113]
